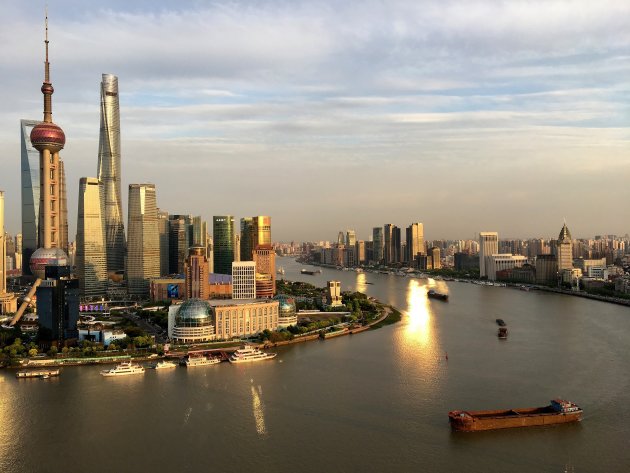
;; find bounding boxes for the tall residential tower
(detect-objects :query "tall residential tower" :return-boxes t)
[97,74,126,275]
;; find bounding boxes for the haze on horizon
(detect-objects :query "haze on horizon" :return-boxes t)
[0,0,628,242]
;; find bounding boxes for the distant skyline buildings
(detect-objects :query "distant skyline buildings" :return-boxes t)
[97,73,126,276]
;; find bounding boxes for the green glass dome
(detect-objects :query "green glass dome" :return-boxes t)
[175,299,213,327]
[274,294,296,316]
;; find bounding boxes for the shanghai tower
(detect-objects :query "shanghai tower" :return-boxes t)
[97,74,126,274]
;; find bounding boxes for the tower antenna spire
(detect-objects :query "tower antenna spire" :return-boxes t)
[45,3,50,82]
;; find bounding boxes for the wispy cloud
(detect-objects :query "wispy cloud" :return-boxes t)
[0,0,628,239]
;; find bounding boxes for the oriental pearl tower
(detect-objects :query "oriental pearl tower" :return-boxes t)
[28,13,68,279]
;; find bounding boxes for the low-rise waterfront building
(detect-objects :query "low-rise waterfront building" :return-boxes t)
[168,298,279,343]
[274,294,298,328]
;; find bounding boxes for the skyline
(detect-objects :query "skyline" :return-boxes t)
[0,1,629,240]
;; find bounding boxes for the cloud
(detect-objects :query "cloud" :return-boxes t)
[0,0,628,239]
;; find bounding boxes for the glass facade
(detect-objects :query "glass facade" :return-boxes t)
[20,119,40,274]
[213,215,234,275]
[76,178,107,297]
[127,184,160,297]
[97,74,126,274]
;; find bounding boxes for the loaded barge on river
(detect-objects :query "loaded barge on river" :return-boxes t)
[448,399,582,432]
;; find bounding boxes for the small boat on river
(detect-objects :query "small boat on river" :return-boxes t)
[496,319,506,326]
[427,289,449,301]
[498,327,508,339]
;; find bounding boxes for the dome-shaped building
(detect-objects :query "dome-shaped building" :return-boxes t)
[29,247,69,280]
[171,299,216,344]
[274,294,298,328]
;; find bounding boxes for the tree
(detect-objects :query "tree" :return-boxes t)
[28,348,38,357]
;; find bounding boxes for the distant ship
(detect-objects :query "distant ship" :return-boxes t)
[498,327,508,339]
[301,269,321,275]
[277,267,285,275]
[427,289,449,301]
[449,399,582,432]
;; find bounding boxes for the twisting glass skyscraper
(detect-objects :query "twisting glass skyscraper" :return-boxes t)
[97,74,126,275]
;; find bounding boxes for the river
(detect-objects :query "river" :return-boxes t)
[1,256,629,472]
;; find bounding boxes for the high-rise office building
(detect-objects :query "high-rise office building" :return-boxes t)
[557,223,573,272]
[240,217,254,261]
[253,244,276,298]
[345,230,357,267]
[20,119,40,274]
[127,184,160,297]
[372,227,384,264]
[15,234,22,273]
[337,231,345,246]
[97,74,126,275]
[406,223,424,262]
[28,15,69,279]
[383,224,393,264]
[0,191,17,314]
[392,226,402,264]
[213,216,235,275]
[253,216,271,247]
[232,261,256,299]
[479,232,499,278]
[206,234,214,273]
[36,265,79,341]
[234,234,241,262]
[75,178,107,297]
[185,246,208,300]
[428,246,441,270]
[192,216,207,248]
[168,215,189,275]
[240,216,271,262]
[157,209,169,276]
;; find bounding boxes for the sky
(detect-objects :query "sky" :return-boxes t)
[0,0,628,242]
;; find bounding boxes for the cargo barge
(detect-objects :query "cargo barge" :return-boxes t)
[449,399,582,432]
[427,289,448,301]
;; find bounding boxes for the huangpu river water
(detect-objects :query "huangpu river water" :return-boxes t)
[1,256,630,472]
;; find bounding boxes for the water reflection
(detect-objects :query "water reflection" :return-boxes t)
[355,272,367,292]
[405,279,433,348]
[251,383,267,435]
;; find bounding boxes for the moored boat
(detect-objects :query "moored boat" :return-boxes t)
[153,360,178,370]
[427,289,449,301]
[16,369,60,379]
[448,399,582,432]
[100,361,145,377]
[184,355,221,367]
[228,345,277,364]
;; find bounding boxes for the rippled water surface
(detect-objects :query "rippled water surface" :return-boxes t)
[1,257,629,472]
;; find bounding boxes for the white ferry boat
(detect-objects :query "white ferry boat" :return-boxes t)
[228,345,277,364]
[100,361,145,377]
[153,360,178,370]
[184,356,221,367]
